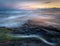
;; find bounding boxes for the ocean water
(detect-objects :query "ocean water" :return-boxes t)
[0,8,60,46]
[0,9,60,28]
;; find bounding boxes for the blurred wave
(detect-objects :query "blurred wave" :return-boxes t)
[0,8,60,28]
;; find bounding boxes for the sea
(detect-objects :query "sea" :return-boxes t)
[0,8,60,46]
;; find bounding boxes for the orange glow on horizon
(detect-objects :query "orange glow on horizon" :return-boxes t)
[13,2,60,9]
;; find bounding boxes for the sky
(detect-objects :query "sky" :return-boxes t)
[0,0,60,9]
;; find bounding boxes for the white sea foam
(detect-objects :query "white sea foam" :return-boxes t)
[7,34,56,46]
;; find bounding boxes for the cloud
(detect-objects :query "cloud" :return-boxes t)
[0,0,60,4]
[0,0,60,9]
[43,1,52,4]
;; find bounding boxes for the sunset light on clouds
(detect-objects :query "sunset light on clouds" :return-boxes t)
[10,1,60,9]
[0,0,60,9]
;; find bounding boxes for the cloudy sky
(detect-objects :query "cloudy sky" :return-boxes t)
[0,0,60,9]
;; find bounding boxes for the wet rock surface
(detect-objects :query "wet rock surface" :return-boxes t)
[0,20,60,46]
